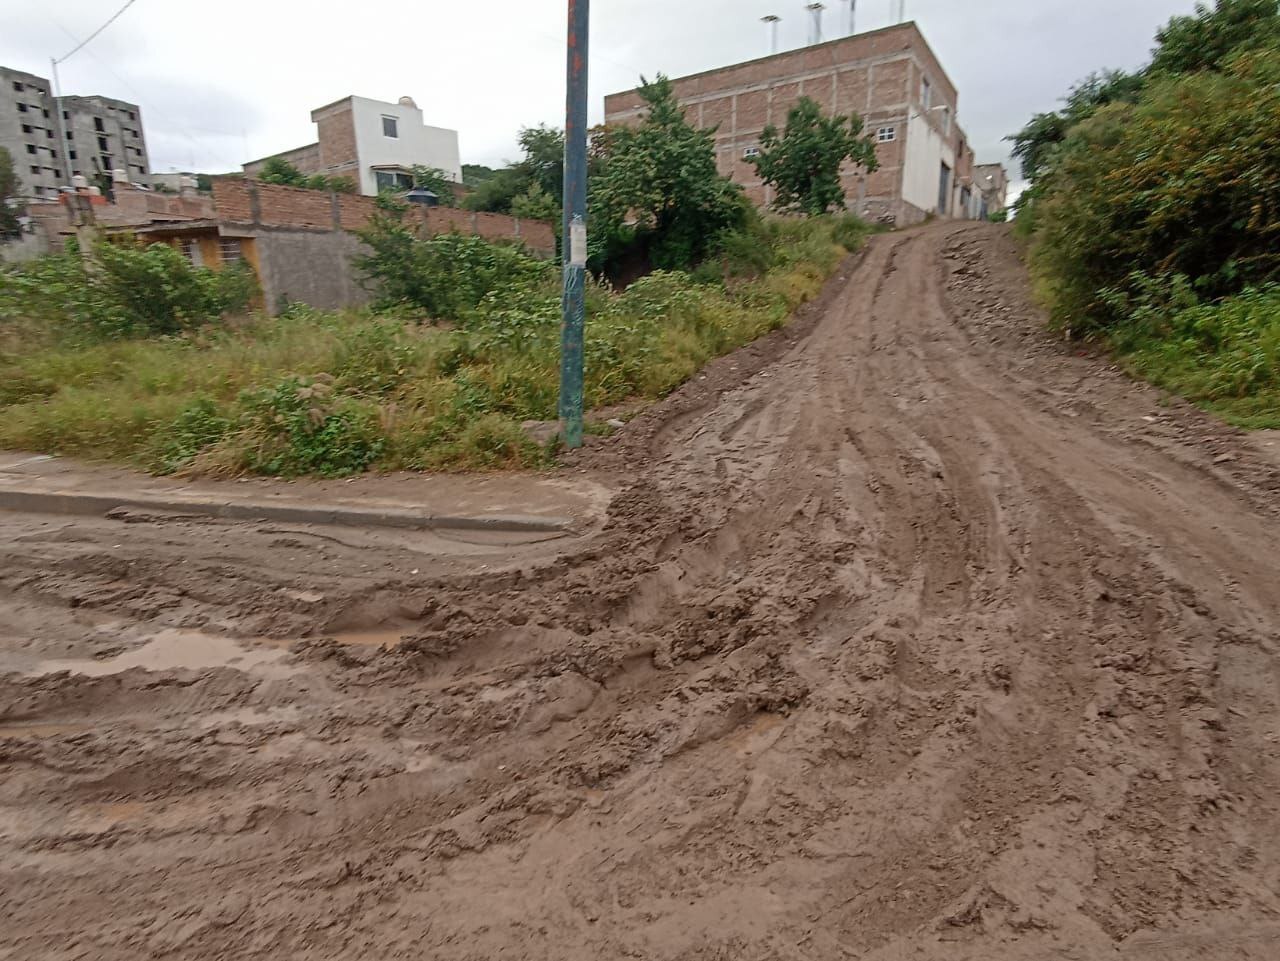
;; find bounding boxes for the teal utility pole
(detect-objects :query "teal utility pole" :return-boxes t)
[559,0,589,449]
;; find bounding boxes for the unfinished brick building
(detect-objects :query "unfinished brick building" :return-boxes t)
[604,21,999,226]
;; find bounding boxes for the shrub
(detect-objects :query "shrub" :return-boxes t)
[0,240,257,339]
[1031,48,1280,335]
[355,202,554,320]
[1116,282,1280,427]
[235,375,385,477]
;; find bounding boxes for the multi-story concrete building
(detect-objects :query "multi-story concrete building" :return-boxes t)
[62,94,150,190]
[1,65,149,201]
[604,22,1003,226]
[243,95,462,197]
[2,67,63,201]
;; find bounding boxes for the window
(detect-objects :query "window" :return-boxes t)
[876,126,896,143]
[46,128,54,138]
[20,123,31,134]
[98,136,109,151]
[30,165,40,175]
[16,102,27,113]
[180,239,203,267]
[94,117,105,132]
[381,115,398,138]
[219,238,244,263]
[100,155,113,171]
[127,110,135,120]
[42,108,48,118]
[68,150,77,160]
[11,81,21,92]
[25,144,36,155]
[921,77,932,111]
[66,130,73,139]
[374,169,413,192]
[62,110,69,120]
[742,145,761,159]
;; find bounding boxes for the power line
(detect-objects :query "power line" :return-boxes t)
[55,0,141,65]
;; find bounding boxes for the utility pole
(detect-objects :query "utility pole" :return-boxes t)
[559,0,589,449]
[50,58,71,186]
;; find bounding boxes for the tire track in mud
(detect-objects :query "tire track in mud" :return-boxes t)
[3,224,1280,960]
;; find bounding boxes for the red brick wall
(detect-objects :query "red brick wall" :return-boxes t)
[211,180,554,255]
[337,193,378,231]
[257,184,333,228]
[315,101,358,173]
[212,178,254,223]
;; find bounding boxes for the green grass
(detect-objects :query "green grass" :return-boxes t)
[1114,285,1280,429]
[0,215,861,475]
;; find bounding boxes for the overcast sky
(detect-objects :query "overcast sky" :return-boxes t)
[2,0,1197,188]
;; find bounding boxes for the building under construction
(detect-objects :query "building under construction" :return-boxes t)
[604,20,1006,226]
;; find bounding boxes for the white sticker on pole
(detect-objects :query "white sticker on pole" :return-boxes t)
[569,220,588,268]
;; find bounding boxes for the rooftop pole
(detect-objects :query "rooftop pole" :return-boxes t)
[559,0,589,449]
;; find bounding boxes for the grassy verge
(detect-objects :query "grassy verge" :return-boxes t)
[1110,284,1280,430]
[0,215,865,475]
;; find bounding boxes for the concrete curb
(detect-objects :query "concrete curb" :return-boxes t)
[0,488,574,535]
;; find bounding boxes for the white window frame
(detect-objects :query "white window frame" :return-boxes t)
[876,126,896,143]
[381,115,399,139]
[742,145,761,159]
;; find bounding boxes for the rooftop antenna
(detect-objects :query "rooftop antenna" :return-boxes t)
[761,14,782,54]
[892,0,906,23]
[848,0,858,35]
[806,2,825,45]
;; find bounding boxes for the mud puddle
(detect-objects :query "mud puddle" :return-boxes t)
[30,628,298,678]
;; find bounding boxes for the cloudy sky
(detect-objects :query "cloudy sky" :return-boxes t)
[2,0,1197,188]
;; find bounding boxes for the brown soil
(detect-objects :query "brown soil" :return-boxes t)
[4,223,1280,960]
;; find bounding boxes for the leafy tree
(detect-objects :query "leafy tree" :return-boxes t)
[1149,0,1280,76]
[463,126,566,214]
[510,183,560,226]
[747,96,879,215]
[353,197,553,319]
[461,163,496,186]
[591,75,748,270]
[516,125,565,205]
[258,157,355,193]
[258,157,308,188]
[462,167,527,213]
[409,165,458,206]
[0,147,20,238]
[1032,48,1280,333]
[1008,70,1143,182]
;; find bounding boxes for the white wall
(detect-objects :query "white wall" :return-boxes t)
[350,96,462,196]
[901,113,956,217]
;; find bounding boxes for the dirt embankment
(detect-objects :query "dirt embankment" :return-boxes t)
[2,223,1279,960]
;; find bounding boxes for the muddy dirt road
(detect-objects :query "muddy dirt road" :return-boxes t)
[4,223,1280,960]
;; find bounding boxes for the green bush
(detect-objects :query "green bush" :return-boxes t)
[355,202,554,320]
[235,376,386,477]
[0,240,257,339]
[1114,281,1280,427]
[1031,47,1280,335]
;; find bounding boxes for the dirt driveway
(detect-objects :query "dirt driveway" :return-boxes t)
[3,223,1279,960]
